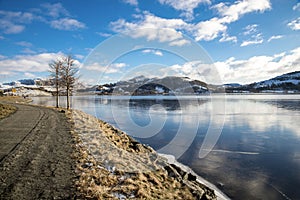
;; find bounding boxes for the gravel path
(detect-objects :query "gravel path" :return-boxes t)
[0,104,76,199]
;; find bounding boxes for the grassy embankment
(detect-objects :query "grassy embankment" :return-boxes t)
[69,110,216,200]
[0,103,16,119]
[0,96,21,119]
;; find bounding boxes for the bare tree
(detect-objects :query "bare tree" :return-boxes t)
[49,59,63,108]
[61,55,78,109]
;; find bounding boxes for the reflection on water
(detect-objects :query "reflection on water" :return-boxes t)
[32,94,300,200]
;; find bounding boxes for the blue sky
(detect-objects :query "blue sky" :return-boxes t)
[0,0,299,84]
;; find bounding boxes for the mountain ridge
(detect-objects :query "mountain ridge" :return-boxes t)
[225,71,300,93]
[1,71,300,95]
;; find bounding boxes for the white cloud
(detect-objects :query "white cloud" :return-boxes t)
[197,0,271,41]
[96,32,112,37]
[50,18,86,30]
[193,17,227,41]
[123,0,138,6]
[0,52,66,76]
[84,62,127,74]
[40,3,86,32]
[75,54,85,60]
[111,0,271,43]
[243,24,258,35]
[241,33,263,47]
[112,63,128,68]
[0,54,6,60]
[212,0,271,22]
[0,10,34,23]
[288,17,300,30]
[110,12,190,46]
[142,49,163,56]
[0,4,84,34]
[158,61,223,84]
[214,47,300,84]
[158,0,210,21]
[21,48,36,54]
[267,35,283,42]
[24,72,36,78]
[0,22,25,34]
[169,39,191,46]
[219,33,237,43]
[41,3,69,18]
[158,47,300,84]
[15,41,32,47]
[293,3,300,11]
[0,10,35,34]
[88,65,110,73]
[240,24,264,46]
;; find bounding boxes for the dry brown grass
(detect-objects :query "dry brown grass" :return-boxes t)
[0,96,31,104]
[0,96,33,119]
[0,103,17,119]
[67,110,217,200]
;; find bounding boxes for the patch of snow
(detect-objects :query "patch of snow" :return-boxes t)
[181,77,190,81]
[260,90,285,93]
[104,160,116,173]
[256,79,300,88]
[102,86,110,90]
[113,193,127,200]
[42,86,56,92]
[129,75,146,83]
[117,88,124,92]
[14,88,52,97]
[155,86,164,93]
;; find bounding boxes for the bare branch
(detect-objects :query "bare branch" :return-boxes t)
[60,55,79,109]
[49,59,63,108]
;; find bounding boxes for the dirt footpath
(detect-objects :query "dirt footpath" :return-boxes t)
[0,104,76,199]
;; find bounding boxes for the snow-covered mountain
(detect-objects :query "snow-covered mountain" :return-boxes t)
[96,71,300,95]
[0,78,54,96]
[225,71,300,93]
[1,77,89,96]
[2,71,299,96]
[253,71,300,89]
[2,78,54,87]
[96,76,209,95]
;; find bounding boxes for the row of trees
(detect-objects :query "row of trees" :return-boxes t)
[49,55,78,109]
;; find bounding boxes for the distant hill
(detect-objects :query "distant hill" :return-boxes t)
[92,71,300,95]
[225,71,300,93]
[95,76,209,95]
[1,78,87,96]
[2,78,55,87]
[2,71,300,96]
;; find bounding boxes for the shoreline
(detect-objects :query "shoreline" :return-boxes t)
[27,95,230,199]
[26,96,228,199]
[68,108,226,199]
[159,153,230,200]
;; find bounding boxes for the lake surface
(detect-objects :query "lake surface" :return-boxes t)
[32,94,300,200]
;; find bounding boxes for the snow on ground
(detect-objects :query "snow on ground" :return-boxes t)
[0,85,52,97]
[14,88,52,97]
[256,79,300,88]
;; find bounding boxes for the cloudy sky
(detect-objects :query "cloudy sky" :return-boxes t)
[0,0,299,84]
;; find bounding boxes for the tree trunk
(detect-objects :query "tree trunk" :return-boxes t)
[55,67,60,108]
[66,85,70,110]
[55,82,59,108]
